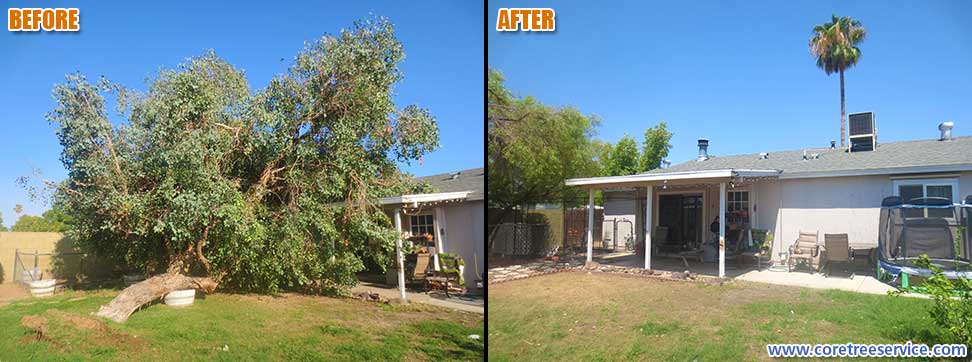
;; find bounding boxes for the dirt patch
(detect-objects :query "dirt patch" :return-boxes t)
[0,283,30,302]
[19,309,146,353]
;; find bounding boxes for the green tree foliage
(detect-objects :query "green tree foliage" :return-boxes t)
[488,68,600,218]
[44,17,438,294]
[601,123,672,176]
[11,215,59,232]
[0,212,6,232]
[10,207,72,232]
[605,134,639,176]
[809,15,865,147]
[640,122,672,172]
[911,254,972,348]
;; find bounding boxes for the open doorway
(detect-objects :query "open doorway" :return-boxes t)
[658,193,704,250]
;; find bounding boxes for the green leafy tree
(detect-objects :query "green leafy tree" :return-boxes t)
[0,212,7,231]
[605,134,639,176]
[809,15,866,148]
[488,68,600,223]
[640,122,672,172]
[911,254,972,348]
[45,17,437,307]
[11,214,69,232]
[591,140,613,176]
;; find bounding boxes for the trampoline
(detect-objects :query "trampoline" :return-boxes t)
[877,195,972,287]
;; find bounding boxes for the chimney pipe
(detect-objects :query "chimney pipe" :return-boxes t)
[939,122,954,141]
[697,139,709,161]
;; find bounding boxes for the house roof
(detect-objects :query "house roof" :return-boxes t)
[647,136,972,179]
[415,167,484,198]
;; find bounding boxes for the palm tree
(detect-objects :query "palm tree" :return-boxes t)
[809,15,866,148]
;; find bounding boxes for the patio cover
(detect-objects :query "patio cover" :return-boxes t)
[565,169,781,278]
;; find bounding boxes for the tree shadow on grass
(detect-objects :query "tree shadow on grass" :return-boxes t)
[885,323,948,345]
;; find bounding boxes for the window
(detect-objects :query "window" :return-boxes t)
[726,191,749,224]
[410,214,435,236]
[892,178,959,218]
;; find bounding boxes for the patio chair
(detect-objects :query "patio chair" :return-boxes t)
[736,229,771,270]
[787,231,820,272]
[823,234,851,276]
[653,226,680,254]
[411,252,431,286]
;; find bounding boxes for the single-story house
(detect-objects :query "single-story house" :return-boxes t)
[566,121,972,278]
[380,167,485,291]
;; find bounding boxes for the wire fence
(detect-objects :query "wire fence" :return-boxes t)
[13,249,88,285]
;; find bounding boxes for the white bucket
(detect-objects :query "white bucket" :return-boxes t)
[28,279,56,297]
[123,275,145,287]
[164,289,196,307]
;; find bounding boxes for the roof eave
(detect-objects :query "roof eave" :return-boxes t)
[564,169,781,187]
[379,191,473,206]
[779,163,972,179]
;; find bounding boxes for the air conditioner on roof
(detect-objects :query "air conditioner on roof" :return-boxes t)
[848,112,876,152]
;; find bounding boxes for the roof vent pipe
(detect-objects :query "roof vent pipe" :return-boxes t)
[830,140,836,149]
[661,159,671,168]
[697,139,709,161]
[939,121,954,141]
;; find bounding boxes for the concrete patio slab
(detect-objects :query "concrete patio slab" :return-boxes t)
[735,269,896,295]
[351,281,484,314]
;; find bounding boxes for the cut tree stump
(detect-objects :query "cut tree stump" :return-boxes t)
[94,273,217,323]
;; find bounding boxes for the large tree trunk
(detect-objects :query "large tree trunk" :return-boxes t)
[839,69,846,148]
[94,273,217,323]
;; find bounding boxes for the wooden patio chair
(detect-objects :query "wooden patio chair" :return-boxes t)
[411,252,431,286]
[787,231,820,272]
[823,234,851,276]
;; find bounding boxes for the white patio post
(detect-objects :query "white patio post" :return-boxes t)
[644,186,652,269]
[432,207,444,271]
[586,189,594,263]
[394,208,407,301]
[719,182,726,278]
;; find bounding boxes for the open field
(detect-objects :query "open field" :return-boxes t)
[0,288,484,361]
[488,271,947,361]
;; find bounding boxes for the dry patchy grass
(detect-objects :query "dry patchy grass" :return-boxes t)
[489,271,945,361]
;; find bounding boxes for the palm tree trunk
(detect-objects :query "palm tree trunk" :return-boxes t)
[839,69,846,148]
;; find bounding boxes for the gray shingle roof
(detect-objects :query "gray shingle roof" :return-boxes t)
[415,167,484,197]
[647,136,972,177]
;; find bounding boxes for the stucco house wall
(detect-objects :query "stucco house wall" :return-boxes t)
[756,171,972,261]
[439,200,484,284]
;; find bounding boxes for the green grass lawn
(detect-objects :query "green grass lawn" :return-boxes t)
[0,288,483,361]
[489,272,949,361]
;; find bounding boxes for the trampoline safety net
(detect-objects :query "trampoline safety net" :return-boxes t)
[878,196,972,272]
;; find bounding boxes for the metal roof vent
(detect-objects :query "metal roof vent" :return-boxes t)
[939,121,954,141]
[758,152,768,160]
[661,159,671,168]
[450,172,461,180]
[697,139,709,162]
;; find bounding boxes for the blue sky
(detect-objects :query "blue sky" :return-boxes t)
[489,1,972,165]
[0,1,484,222]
